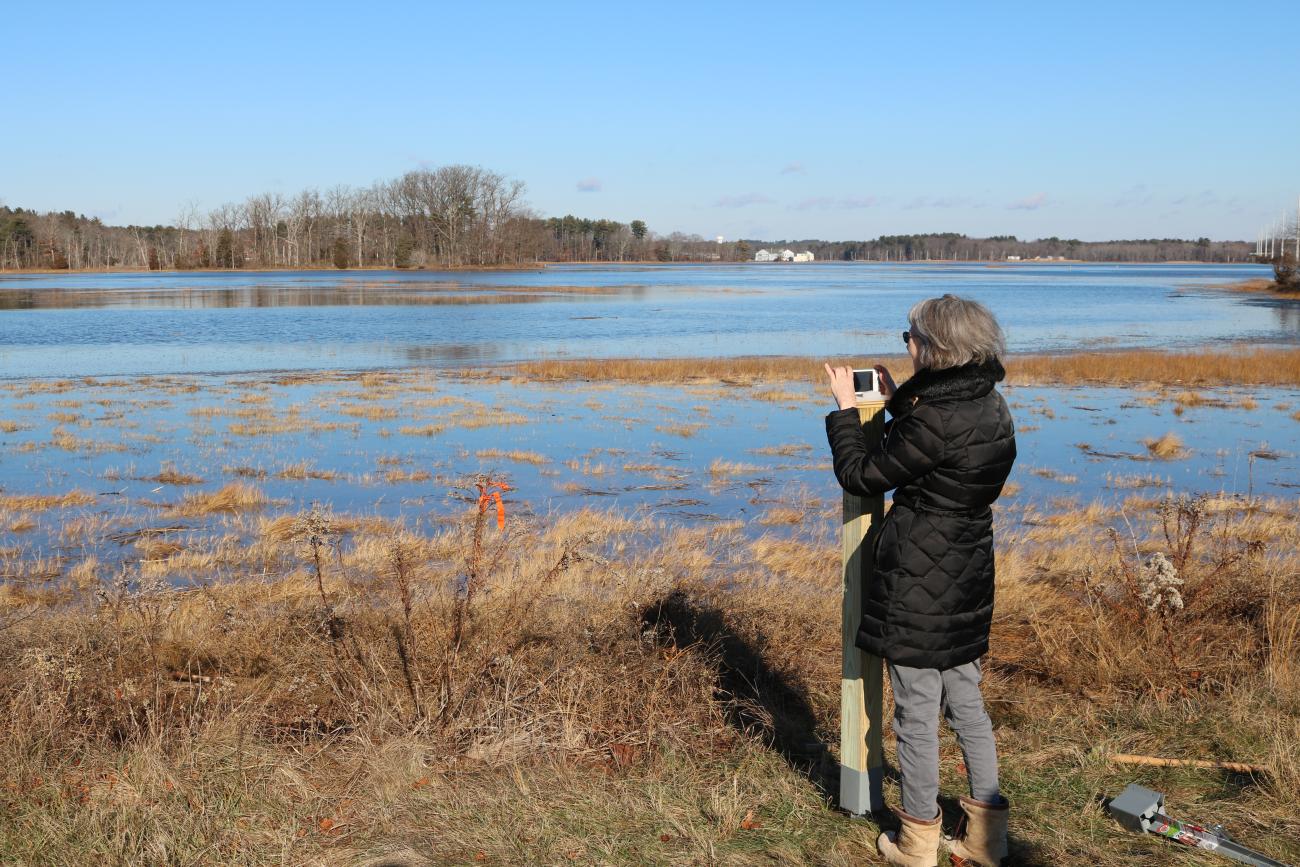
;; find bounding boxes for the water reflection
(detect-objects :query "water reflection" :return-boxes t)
[401,343,503,362]
[0,283,636,310]
[0,263,1293,379]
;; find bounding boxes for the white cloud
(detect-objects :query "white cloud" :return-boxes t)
[576,177,602,192]
[780,162,806,175]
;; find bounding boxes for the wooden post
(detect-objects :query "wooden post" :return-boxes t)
[840,393,887,816]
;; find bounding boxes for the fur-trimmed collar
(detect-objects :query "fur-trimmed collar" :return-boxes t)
[888,357,1006,416]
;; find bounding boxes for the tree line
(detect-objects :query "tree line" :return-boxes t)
[744,233,1254,263]
[0,171,1257,271]
[0,166,670,271]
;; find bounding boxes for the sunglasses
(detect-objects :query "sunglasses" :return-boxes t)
[902,331,912,345]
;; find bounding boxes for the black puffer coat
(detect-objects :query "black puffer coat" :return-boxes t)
[825,358,1016,670]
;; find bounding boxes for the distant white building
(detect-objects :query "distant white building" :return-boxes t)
[755,248,815,263]
[1006,255,1021,261]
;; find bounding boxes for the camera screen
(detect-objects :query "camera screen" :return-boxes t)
[852,369,875,394]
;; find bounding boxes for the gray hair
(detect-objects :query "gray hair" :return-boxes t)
[907,294,1006,370]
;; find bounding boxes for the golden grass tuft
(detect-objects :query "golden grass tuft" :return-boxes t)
[338,403,400,420]
[0,490,96,512]
[757,507,806,526]
[170,482,267,517]
[135,538,186,561]
[275,461,338,481]
[752,388,810,404]
[563,458,611,476]
[398,423,445,436]
[1142,432,1188,459]
[654,422,703,438]
[749,443,813,457]
[384,468,432,483]
[707,459,761,478]
[148,465,205,486]
[474,448,548,466]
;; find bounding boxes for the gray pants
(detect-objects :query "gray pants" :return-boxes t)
[887,659,1000,820]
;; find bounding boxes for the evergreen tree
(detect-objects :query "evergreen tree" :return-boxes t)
[215,229,235,268]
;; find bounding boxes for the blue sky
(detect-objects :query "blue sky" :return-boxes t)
[3,0,1297,241]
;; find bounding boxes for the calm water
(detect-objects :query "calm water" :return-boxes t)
[0,263,1295,378]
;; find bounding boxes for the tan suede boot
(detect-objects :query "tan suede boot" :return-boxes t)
[877,808,942,867]
[947,795,1009,866]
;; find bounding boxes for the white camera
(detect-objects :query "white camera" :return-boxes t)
[852,368,881,398]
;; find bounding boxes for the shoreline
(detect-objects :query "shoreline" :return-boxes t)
[0,260,1270,276]
[4,345,1299,388]
[0,262,547,276]
[1223,276,1299,296]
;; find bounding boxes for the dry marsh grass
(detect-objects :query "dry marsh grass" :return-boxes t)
[0,490,96,513]
[474,448,548,466]
[708,459,761,478]
[169,482,267,517]
[1143,431,1189,459]
[1007,347,1300,387]
[476,348,1300,388]
[147,465,205,486]
[338,403,400,420]
[384,468,433,484]
[275,461,339,481]
[0,493,1295,864]
[654,422,704,438]
[50,428,128,453]
[398,423,446,437]
[749,443,813,457]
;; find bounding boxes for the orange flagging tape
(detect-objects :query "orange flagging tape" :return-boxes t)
[476,480,513,529]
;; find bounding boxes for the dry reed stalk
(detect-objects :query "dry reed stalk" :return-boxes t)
[1106,753,1269,774]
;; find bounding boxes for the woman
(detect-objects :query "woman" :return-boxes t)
[823,294,1016,867]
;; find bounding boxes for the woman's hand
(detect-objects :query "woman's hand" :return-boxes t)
[824,364,858,411]
[874,364,897,399]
